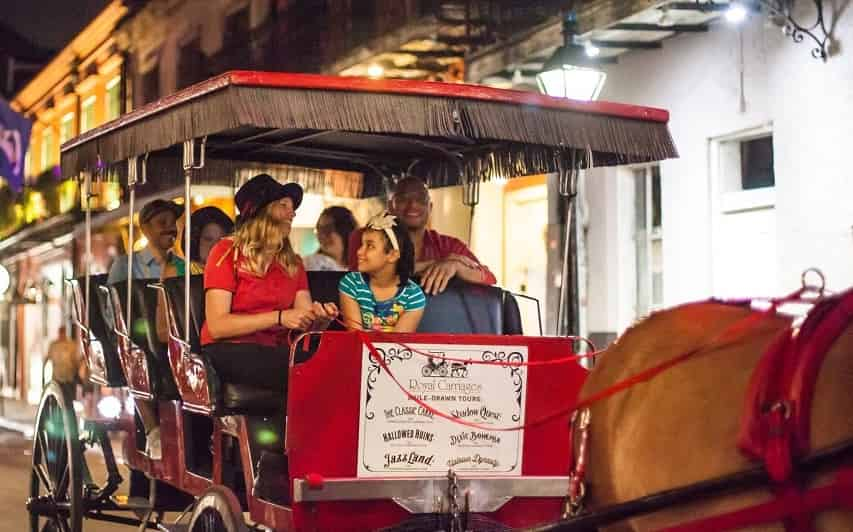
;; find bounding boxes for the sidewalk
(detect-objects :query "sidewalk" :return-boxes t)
[0,397,38,437]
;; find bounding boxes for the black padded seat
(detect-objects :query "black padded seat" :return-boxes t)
[501,291,524,335]
[221,384,280,411]
[71,274,126,387]
[111,279,180,399]
[417,278,524,335]
[163,276,279,413]
[305,271,524,335]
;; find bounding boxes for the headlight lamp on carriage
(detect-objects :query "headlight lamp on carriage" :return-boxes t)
[97,396,123,418]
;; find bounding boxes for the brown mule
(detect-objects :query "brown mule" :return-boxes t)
[578,298,853,531]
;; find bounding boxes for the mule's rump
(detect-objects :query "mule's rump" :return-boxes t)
[578,296,853,531]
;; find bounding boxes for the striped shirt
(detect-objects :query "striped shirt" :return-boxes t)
[338,272,426,332]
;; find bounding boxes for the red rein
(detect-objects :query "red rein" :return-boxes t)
[297,290,805,433]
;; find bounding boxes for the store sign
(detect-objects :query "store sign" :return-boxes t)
[0,98,31,192]
[357,342,528,478]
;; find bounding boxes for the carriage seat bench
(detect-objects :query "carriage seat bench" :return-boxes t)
[307,270,524,335]
[161,276,280,414]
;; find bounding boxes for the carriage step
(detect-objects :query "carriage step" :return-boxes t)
[110,495,153,511]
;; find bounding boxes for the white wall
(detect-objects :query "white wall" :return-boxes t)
[586,6,853,334]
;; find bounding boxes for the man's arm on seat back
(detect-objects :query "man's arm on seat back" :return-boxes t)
[439,234,497,286]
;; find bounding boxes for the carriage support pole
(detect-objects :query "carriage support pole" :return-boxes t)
[127,157,137,327]
[83,170,92,329]
[182,138,206,344]
[556,167,579,337]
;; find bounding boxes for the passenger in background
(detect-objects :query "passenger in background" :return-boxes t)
[339,212,425,332]
[156,206,233,342]
[162,205,234,276]
[347,177,496,295]
[46,325,86,394]
[303,206,358,271]
[108,199,185,283]
[106,198,186,461]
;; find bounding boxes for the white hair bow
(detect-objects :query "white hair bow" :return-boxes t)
[366,211,399,251]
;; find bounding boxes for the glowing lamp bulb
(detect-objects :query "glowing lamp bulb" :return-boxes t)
[97,396,122,418]
[584,42,600,58]
[726,3,748,24]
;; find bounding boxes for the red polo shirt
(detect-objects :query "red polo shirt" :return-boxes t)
[201,238,309,347]
[347,228,497,285]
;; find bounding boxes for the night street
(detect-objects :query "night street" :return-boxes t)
[0,428,138,531]
[2,0,853,530]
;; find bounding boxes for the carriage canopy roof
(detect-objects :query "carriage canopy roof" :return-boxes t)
[60,70,677,196]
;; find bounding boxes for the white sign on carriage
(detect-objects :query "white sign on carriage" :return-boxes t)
[357,342,528,478]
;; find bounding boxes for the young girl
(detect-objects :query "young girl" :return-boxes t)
[339,212,426,332]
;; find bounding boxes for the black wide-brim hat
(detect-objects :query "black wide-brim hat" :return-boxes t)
[235,173,303,225]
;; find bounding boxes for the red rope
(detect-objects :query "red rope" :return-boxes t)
[293,288,805,432]
[341,319,600,367]
[354,299,786,432]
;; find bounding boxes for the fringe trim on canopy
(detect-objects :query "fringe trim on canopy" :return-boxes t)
[62,84,677,190]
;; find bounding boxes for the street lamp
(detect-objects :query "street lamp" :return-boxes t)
[536,12,611,101]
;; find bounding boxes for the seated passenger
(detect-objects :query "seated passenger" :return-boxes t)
[156,206,233,342]
[201,174,337,410]
[107,198,186,460]
[108,199,186,283]
[165,205,234,276]
[339,212,425,332]
[303,206,358,271]
[347,177,496,295]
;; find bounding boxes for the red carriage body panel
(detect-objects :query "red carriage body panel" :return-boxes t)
[284,331,588,530]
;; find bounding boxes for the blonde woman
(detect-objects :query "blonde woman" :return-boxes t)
[201,174,337,404]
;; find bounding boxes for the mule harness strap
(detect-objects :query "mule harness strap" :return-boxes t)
[540,288,853,531]
[659,463,853,532]
[725,287,853,531]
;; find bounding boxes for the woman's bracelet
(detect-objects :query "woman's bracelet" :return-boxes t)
[277,309,283,327]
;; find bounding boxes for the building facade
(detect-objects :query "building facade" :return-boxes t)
[584,6,853,338]
[7,1,848,403]
[1,1,130,403]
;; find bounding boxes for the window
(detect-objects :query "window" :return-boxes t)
[634,165,663,316]
[40,129,54,172]
[59,112,75,145]
[106,77,121,120]
[224,7,250,46]
[141,66,160,105]
[740,136,774,189]
[178,39,207,89]
[81,96,96,133]
[719,132,775,193]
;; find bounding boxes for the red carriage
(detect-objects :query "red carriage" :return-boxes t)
[26,71,677,531]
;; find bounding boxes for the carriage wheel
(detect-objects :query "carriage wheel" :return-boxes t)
[438,365,449,377]
[28,382,83,532]
[188,486,248,532]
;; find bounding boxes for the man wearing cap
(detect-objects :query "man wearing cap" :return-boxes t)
[107,199,186,283]
[348,176,497,295]
[106,198,186,461]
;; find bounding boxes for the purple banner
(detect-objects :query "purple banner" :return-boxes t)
[0,97,32,192]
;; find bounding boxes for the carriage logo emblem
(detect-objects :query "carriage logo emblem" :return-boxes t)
[421,352,469,378]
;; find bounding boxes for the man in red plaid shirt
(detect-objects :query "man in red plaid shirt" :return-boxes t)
[348,177,496,295]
